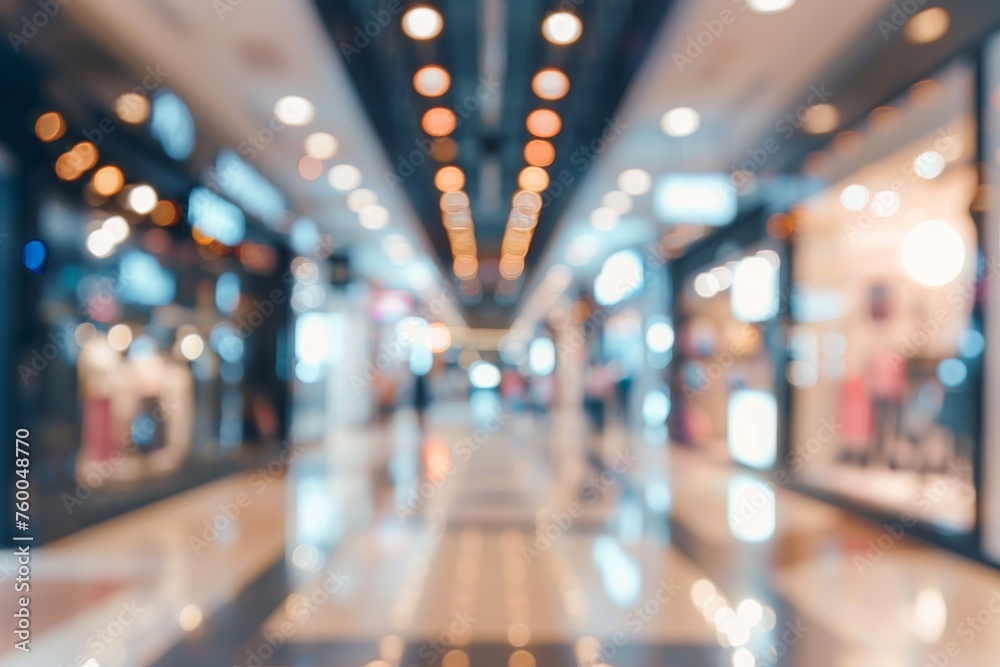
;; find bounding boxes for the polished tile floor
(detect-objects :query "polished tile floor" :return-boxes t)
[5,398,1000,667]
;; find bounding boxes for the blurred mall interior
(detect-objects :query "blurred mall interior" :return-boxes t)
[6,0,1000,665]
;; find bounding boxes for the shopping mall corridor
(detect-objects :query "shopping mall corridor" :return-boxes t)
[5,402,1000,667]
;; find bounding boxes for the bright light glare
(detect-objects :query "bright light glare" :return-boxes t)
[727,475,776,542]
[528,338,556,376]
[646,321,675,353]
[542,12,582,45]
[642,390,670,426]
[128,184,158,214]
[901,220,965,287]
[86,228,116,258]
[914,151,945,179]
[594,250,643,306]
[731,256,779,322]
[840,184,868,211]
[694,272,720,298]
[654,174,736,225]
[660,107,700,137]
[727,390,777,470]
[402,6,444,40]
[180,333,205,361]
[469,360,501,389]
[748,0,796,13]
[273,96,315,126]
[102,215,130,244]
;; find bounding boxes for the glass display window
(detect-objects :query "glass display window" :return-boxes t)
[788,64,978,533]
[673,236,784,470]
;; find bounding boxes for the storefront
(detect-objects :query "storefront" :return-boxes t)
[670,213,787,472]
[3,69,294,541]
[787,62,981,537]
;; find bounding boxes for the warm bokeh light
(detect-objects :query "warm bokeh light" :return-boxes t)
[113,92,150,124]
[542,12,582,45]
[428,322,452,353]
[273,95,315,126]
[431,137,459,162]
[304,132,338,159]
[802,103,839,134]
[517,166,549,192]
[511,189,542,212]
[524,139,555,167]
[180,333,205,361]
[499,254,525,279]
[359,205,390,230]
[56,142,99,180]
[526,109,561,138]
[435,166,465,192]
[101,215,130,244]
[904,7,949,44]
[661,107,700,137]
[532,68,570,101]
[413,66,451,97]
[151,200,180,227]
[128,184,158,214]
[297,156,323,181]
[92,166,124,196]
[618,168,652,195]
[402,6,444,40]
[453,255,478,280]
[347,188,378,213]
[34,111,65,142]
[107,324,133,351]
[328,164,362,190]
[422,107,457,137]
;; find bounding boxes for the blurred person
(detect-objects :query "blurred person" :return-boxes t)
[413,371,431,430]
[530,372,554,425]
[372,372,397,427]
[583,360,613,465]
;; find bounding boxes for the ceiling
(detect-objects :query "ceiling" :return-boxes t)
[6,0,1000,329]
[312,0,675,325]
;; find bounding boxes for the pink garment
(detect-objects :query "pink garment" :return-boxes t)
[870,350,908,402]
[837,375,872,450]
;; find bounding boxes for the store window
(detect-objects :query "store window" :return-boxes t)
[673,238,783,470]
[789,64,978,532]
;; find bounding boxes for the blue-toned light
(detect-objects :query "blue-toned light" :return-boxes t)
[215,272,240,314]
[958,329,985,358]
[118,250,176,306]
[937,358,967,388]
[22,240,48,274]
[215,150,286,228]
[594,250,644,306]
[189,187,246,246]
[151,91,195,160]
[469,361,501,389]
[528,338,556,376]
[654,173,736,226]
